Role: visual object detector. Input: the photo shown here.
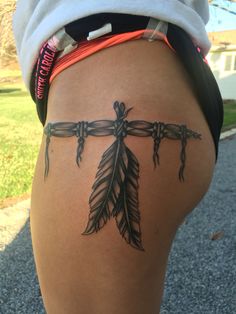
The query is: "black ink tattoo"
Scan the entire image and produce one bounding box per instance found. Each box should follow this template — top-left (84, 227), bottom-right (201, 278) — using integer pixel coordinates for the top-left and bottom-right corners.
top-left (43, 101), bottom-right (201, 251)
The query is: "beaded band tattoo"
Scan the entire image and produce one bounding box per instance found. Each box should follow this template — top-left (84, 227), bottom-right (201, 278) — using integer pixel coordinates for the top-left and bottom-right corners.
top-left (43, 101), bottom-right (201, 251)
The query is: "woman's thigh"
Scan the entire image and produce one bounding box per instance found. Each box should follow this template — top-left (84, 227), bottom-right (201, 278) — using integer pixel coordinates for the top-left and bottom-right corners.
top-left (30, 39), bottom-right (215, 314)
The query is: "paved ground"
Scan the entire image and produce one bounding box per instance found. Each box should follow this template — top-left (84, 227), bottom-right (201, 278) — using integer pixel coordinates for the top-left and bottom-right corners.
top-left (161, 134), bottom-right (236, 314)
top-left (0, 135), bottom-right (235, 314)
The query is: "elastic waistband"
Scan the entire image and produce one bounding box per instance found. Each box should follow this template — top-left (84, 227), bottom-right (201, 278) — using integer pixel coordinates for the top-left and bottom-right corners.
top-left (50, 28), bottom-right (174, 83)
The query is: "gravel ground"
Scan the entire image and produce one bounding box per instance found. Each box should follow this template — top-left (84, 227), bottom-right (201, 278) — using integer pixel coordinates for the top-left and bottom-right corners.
top-left (161, 135), bottom-right (236, 314)
top-left (0, 201), bottom-right (44, 314)
top-left (0, 135), bottom-right (235, 314)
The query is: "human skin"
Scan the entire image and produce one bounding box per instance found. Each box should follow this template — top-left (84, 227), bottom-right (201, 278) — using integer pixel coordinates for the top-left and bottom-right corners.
top-left (30, 39), bottom-right (215, 314)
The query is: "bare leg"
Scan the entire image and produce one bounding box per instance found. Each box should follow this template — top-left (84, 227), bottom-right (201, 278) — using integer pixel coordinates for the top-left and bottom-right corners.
top-left (30, 40), bottom-right (215, 314)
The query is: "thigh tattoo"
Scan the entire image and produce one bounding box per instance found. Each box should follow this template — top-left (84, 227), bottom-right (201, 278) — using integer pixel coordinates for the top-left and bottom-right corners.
top-left (43, 101), bottom-right (201, 251)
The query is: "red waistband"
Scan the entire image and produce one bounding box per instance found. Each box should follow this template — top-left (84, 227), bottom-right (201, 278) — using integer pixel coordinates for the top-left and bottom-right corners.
top-left (50, 29), bottom-right (175, 83)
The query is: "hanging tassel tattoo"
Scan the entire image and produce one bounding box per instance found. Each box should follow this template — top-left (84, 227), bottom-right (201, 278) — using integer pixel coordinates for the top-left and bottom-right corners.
top-left (43, 101), bottom-right (201, 251)
top-left (76, 121), bottom-right (88, 166)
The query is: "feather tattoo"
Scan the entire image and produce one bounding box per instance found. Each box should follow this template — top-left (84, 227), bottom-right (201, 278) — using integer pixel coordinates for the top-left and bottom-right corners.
top-left (43, 101), bottom-right (202, 251)
top-left (112, 146), bottom-right (143, 250)
top-left (82, 139), bottom-right (128, 234)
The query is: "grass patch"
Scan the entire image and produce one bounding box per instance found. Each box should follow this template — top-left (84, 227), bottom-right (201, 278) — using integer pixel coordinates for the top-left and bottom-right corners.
top-left (222, 100), bottom-right (236, 131)
top-left (0, 70), bottom-right (21, 78)
top-left (0, 86), bottom-right (42, 205)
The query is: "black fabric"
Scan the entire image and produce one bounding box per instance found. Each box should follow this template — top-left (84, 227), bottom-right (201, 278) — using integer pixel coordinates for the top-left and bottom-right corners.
top-left (30, 42), bottom-right (60, 124)
top-left (29, 13), bottom-right (223, 161)
top-left (167, 23), bottom-right (224, 160)
top-left (65, 13), bottom-right (150, 42)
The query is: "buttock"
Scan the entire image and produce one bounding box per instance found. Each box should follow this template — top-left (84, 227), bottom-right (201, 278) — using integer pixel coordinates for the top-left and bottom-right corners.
top-left (32, 40), bottom-right (216, 254)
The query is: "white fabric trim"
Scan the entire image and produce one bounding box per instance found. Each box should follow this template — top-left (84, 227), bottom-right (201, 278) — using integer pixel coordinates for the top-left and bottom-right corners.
top-left (87, 23), bottom-right (112, 40)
